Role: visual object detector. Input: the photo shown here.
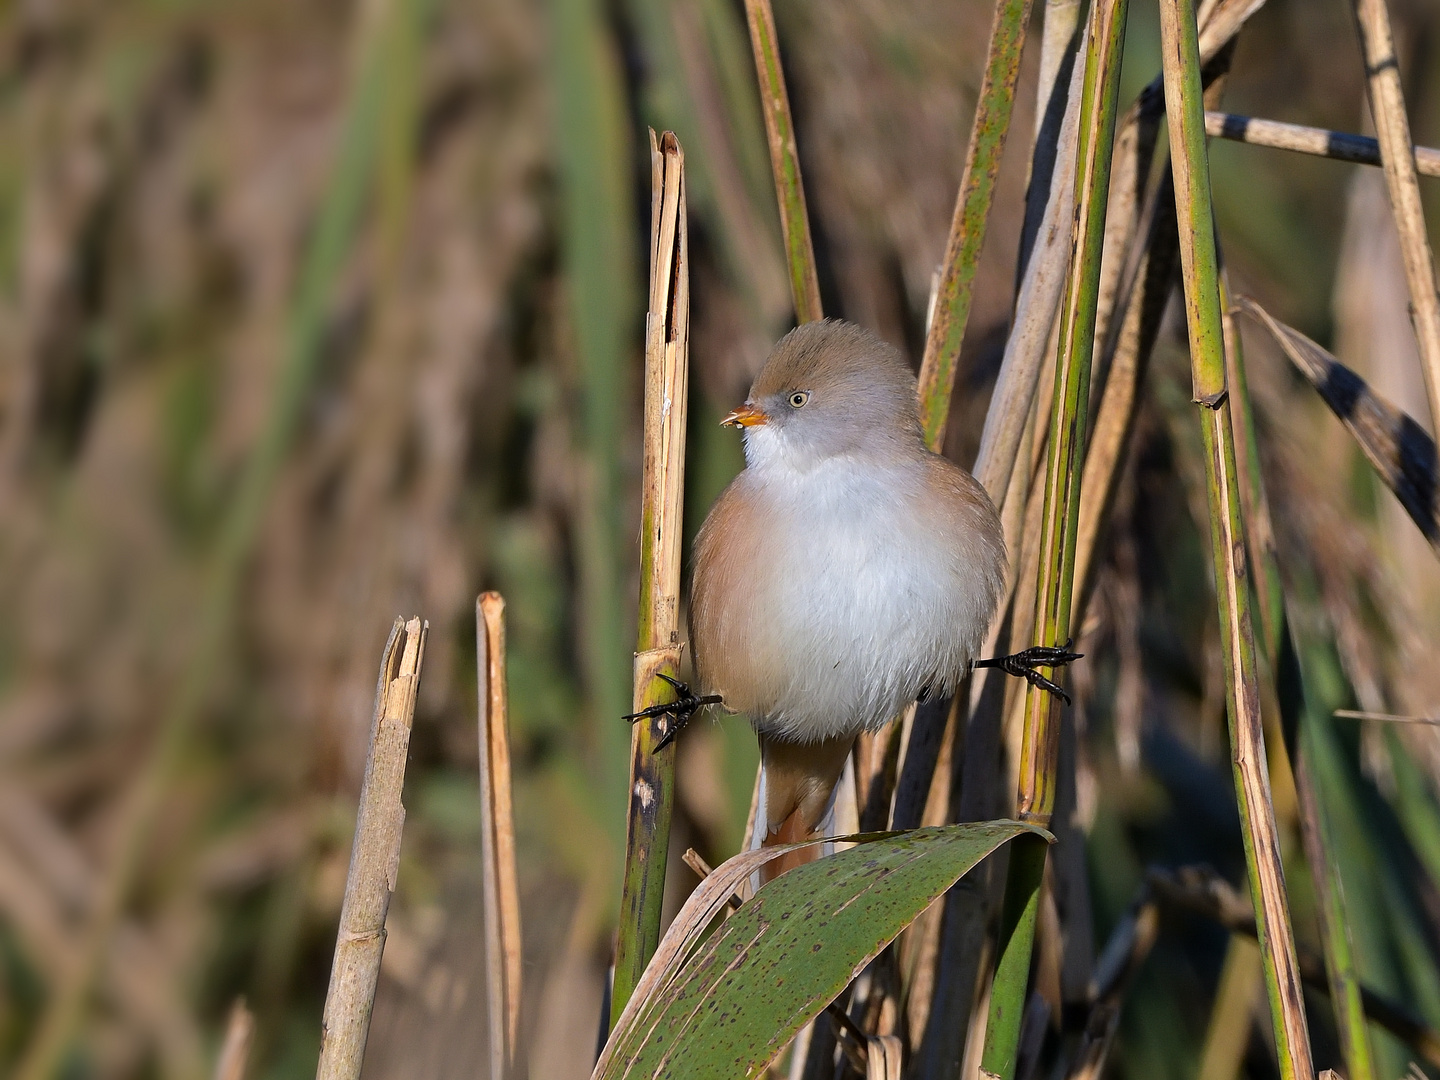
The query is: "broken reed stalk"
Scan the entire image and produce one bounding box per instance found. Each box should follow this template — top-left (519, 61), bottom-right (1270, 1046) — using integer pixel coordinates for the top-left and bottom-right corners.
top-left (477, 593), bottom-right (522, 1080)
top-left (1158, 2), bottom-right (1314, 1077)
top-left (611, 131), bottom-right (692, 1025)
top-left (1223, 281), bottom-right (1375, 1080)
top-left (980, 2), bottom-right (1128, 1077)
top-left (742, 0), bottom-right (821, 324)
top-left (1351, 0), bottom-right (1440, 434)
top-left (1204, 110), bottom-right (1440, 177)
top-left (212, 1000), bottom-right (255, 1080)
top-left (915, 0), bottom-right (1035, 450)
top-left (315, 616), bottom-right (428, 1080)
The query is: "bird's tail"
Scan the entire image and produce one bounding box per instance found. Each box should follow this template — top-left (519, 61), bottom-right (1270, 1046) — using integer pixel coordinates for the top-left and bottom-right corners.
top-left (750, 734), bottom-right (856, 887)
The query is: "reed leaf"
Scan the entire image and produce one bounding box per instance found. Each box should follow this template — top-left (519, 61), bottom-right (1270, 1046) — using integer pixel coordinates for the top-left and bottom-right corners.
top-left (1159, 0), bottom-right (1313, 1074)
top-left (1236, 297), bottom-right (1439, 554)
top-left (611, 132), bottom-right (693, 1024)
top-left (980, 2), bottom-right (1128, 1076)
top-left (595, 823), bottom-right (1043, 1080)
top-left (551, 0), bottom-right (640, 827)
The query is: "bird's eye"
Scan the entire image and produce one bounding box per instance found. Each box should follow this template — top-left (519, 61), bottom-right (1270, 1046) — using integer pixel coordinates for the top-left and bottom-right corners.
top-left (788, 391), bottom-right (810, 409)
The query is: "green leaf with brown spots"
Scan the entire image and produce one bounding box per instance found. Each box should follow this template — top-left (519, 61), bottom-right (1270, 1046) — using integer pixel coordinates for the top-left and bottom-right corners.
top-left (594, 820), bottom-right (1044, 1079)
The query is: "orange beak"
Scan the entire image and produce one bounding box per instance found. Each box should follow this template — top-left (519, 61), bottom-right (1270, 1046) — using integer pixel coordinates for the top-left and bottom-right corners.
top-left (721, 402), bottom-right (768, 428)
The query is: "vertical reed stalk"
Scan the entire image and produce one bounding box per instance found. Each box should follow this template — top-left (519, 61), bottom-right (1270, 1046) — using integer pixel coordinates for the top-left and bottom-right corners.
top-left (915, 0), bottom-right (1035, 450)
top-left (1158, 2), bottom-right (1313, 1076)
top-left (315, 617), bottom-right (428, 1080)
top-left (477, 594), bottom-right (522, 1080)
top-left (980, 2), bottom-right (1128, 1076)
top-left (1351, 0), bottom-right (1440, 434)
top-left (742, 0), bottom-right (822, 323)
top-left (1222, 277), bottom-right (1374, 1080)
top-left (611, 131), bottom-right (692, 1024)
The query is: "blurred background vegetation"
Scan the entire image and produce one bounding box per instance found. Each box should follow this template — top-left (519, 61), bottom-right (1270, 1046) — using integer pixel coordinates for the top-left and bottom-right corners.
top-left (3, 0), bottom-right (1440, 1078)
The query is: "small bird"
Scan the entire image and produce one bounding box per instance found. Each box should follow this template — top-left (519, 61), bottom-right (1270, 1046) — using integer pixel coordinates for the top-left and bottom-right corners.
top-left (626, 320), bottom-right (1077, 869)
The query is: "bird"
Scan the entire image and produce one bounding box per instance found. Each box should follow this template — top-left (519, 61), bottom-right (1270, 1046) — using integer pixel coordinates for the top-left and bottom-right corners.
top-left (625, 319), bottom-right (1078, 874)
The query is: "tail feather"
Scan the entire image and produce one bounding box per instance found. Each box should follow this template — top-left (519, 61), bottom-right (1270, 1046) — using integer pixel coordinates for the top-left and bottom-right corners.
top-left (752, 734), bottom-right (855, 886)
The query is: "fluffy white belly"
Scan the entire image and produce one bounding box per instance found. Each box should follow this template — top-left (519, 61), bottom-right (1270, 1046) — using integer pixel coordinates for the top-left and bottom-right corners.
top-left (729, 457), bottom-right (996, 742)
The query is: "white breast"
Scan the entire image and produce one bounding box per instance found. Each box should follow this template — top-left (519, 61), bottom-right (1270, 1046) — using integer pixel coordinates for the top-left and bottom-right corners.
top-left (720, 444), bottom-right (1003, 743)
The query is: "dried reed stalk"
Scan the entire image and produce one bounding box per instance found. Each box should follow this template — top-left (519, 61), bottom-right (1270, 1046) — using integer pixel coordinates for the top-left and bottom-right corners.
top-left (742, 0), bottom-right (821, 323)
top-left (1205, 110), bottom-right (1440, 176)
top-left (981, 2), bottom-right (1129, 1076)
top-left (315, 616), bottom-right (429, 1080)
top-left (1159, 0), bottom-right (1313, 1074)
top-left (213, 1000), bottom-right (255, 1080)
top-left (915, 0), bottom-right (1035, 450)
top-left (1352, 0), bottom-right (1440, 434)
top-left (972, 32), bottom-right (1087, 501)
top-left (477, 593), bottom-right (522, 1080)
top-left (611, 130), bottom-right (692, 1023)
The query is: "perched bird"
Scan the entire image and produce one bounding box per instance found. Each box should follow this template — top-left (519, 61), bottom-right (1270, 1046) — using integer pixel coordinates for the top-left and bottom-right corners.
top-left (626, 320), bottom-right (1076, 870)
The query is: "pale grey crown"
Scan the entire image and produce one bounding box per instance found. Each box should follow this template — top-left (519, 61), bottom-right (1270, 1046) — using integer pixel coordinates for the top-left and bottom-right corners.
top-left (746, 319), bottom-right (923, 464)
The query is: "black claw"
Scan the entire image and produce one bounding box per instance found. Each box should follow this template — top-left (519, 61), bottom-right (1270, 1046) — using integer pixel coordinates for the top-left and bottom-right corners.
top-left (621, 674), bottom-right (723, 752)
top-left (974, 638), bottom-right (1083, 705)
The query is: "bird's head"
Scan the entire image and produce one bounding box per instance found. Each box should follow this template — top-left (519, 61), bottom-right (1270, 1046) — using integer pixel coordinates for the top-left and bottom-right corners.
top-left (723, 319), bottom-right (922, 471)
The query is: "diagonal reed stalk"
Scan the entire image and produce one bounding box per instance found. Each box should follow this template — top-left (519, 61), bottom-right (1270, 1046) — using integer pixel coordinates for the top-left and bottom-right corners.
top-left (611, 131), bottom-right (693, 1025)
top-left (477, 593), bottom-right (522, 1080)
top-left (1159, 1), bottom-right (1313, 1076)
top-left (1204, 110), bottom-right (1440, 176)
top-left (1351, 0), bottom-right (1440, 435)
top-left (315, 616), bottom-right (429, 1080)
top-left (915, 0), bottom-right (1035, 451)
top-left (979, 2), bottom-right (1129, 1077)
top-left (742, 0), bottom-right (821, 324)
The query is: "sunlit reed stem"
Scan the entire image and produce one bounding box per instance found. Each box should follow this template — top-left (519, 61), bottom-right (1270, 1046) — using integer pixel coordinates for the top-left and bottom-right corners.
top-left (980, 1), bottom-right (1128, 1076)
top-left (612, 131), bottom-right (693, 1024)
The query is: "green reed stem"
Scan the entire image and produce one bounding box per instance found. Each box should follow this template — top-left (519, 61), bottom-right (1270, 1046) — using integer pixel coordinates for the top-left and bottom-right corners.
top-left (742, 0), bottom-right (822, 323)
top-left (1221, 284), bottom-right (1373, 1080)
top-left (1158, 1), bottom-right (1314, 1076)
top-left (980, 1), bottom-right (1128, 1076)
top-left (916, 0), bottom-right (1034, 451)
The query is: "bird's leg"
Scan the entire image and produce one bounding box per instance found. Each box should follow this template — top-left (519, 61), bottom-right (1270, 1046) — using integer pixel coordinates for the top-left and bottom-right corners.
top-left (622, 672), bottom-right (723, 751)
top-left (973, 639), bottom-right (1084, 705)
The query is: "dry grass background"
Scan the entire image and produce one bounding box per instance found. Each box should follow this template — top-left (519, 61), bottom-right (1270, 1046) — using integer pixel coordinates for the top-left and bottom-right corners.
top-left (2, 1), bottom-right (1440, 1078)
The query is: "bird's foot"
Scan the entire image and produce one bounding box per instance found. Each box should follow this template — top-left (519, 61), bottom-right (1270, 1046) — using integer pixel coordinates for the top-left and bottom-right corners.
top-left (622, 672), bottom-right (723, 751)
top-left (974, 639), bottom-right (1084, 705)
